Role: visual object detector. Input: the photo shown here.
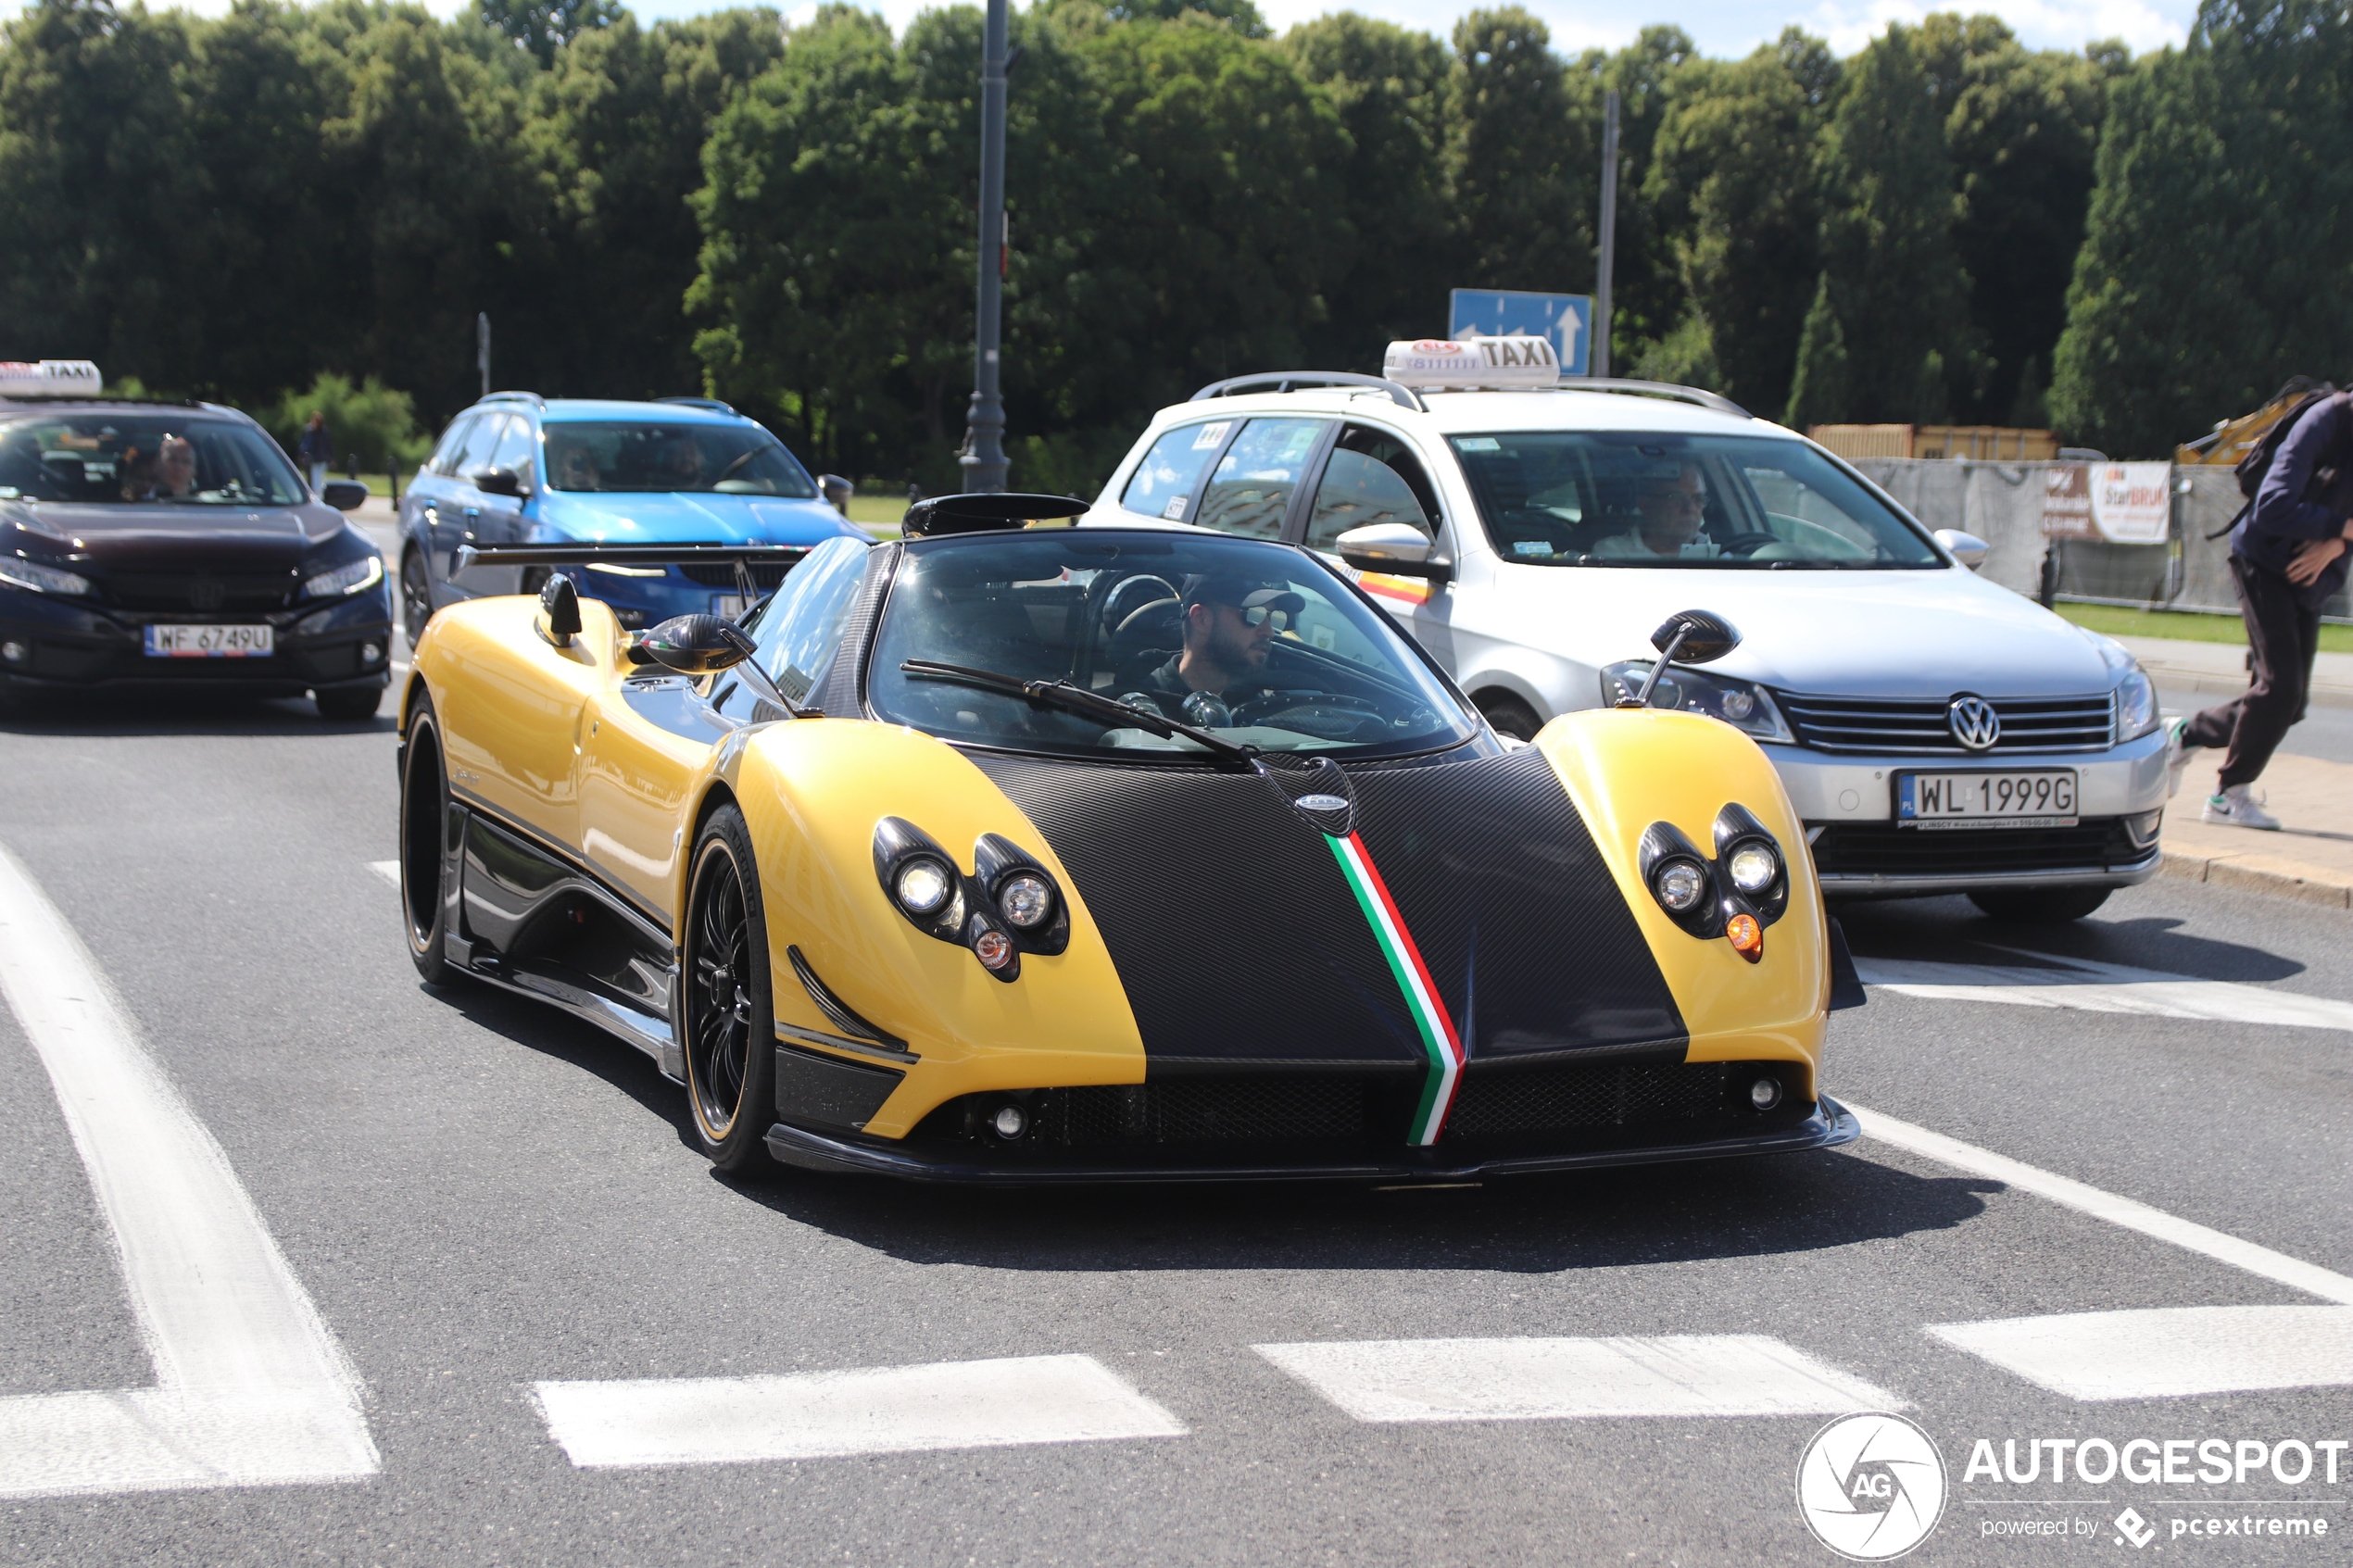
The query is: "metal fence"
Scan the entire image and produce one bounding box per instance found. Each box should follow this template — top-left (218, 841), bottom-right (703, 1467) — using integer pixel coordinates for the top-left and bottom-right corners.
top-left (1852, 458), bottom-right (2352, 622)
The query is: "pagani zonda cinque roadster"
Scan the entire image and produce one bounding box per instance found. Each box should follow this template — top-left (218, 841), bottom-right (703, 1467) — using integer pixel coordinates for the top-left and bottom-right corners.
top-left (396, 493), bottom-right (1863, 1182)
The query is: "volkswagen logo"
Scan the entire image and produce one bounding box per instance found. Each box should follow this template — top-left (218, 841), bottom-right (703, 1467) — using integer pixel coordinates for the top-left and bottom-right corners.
top-left (1946, 695), bottom-right (2000, 752)
top-left (188, 579), bottom-right (225, 611)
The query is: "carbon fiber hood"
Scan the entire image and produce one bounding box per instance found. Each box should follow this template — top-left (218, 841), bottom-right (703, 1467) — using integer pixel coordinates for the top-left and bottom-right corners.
top-left (971, 745), bottom-right (1687, 1069)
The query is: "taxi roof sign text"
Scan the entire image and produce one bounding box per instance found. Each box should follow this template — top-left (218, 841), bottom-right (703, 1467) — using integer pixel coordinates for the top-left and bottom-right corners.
top-left (0, 360), bottom-right (104, 398)
top-left (1383, 337), bottom-right (1559, 391)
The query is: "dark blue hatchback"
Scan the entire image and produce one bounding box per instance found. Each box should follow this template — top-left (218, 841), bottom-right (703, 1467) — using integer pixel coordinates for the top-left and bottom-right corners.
top-left (396, 395), bottom-right (865, 638)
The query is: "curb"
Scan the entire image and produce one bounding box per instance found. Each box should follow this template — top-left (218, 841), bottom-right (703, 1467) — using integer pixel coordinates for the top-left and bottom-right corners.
top-left (2161, 847), bottom-right (2353, 910)
top-left (2136, 662), bottom-right (2353, 710)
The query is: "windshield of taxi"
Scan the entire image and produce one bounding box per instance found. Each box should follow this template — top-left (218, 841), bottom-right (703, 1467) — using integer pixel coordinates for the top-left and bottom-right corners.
top-left (866, 532), bottom-right (1476, 760)
top-left (542, 420), bottom-right (818, 497)
top-left (0, 415), bottom-right (305, 506)
top-left (1449, 431), bottom-right (1943, 568)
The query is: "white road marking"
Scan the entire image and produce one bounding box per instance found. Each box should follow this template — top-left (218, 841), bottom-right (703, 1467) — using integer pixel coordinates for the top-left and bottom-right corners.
top-left (1848, 1102), bottom-right (2353, 1306)
top-left (1929, 1306), bottom-right (2353, 1400)
top-left (1252, 1336), bottom-right (1901, 1424)
top-left (533, 1354), bottom-right (1187, 1469)
top-left (368, 859), bottom-right (399, 887)
top-left (0, 843), bottom-right (379, 1498)
top-left (1854, 947), bottom-right (2353, 1033)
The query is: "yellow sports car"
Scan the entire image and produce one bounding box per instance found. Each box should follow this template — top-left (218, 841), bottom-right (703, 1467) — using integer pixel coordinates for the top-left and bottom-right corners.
top-left (395, 494), bottom-right (1862, 1181)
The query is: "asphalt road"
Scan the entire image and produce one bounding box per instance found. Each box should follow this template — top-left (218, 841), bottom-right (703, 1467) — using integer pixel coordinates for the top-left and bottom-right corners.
top-left (0, 647), bottom-right (2347, 1564)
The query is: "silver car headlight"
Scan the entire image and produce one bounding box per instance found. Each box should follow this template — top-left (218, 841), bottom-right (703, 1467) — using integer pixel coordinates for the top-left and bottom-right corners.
top-left (1601, 660), bottom-right (1793, 743)
top-left (2114, 666), bottom-right (2158, 743)
top-left (304, 555), bottom-right (384, 599)
top-left (0, 554), bottom-right (92, 597)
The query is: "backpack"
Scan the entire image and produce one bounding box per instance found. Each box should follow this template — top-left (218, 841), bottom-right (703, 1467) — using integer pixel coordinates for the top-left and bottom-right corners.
top-left (2208, 378), bottom-right (2338, 538)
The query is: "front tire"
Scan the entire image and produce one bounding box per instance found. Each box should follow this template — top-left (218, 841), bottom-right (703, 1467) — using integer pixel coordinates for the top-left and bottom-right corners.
top-left (400, 548), bottom-right (435, 647)
top-left (400, 694), bottom-right (454, 984)
top-left (316, 684), bottom-right (384, 721)
top-left (681, 805), bottom-right (777, 1173)
top-left (1476, 692), bottom-right (1542, 743)
top-left (1968, 885), bottom-right (2113, 923)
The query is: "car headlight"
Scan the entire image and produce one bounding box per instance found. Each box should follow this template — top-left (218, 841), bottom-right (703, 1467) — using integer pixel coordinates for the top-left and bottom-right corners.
top-left (996, 872), bottom-right (1053, 929)
top-left (1652, 857), bottom-right (1708, 912)
top-left (304, 555), bottom-right (384, 599)
top-left (2114, 666), bottom-right (2158, 743)
top-left (893, 858), bottom-right (953, 916)
top-left (1601, 661), bottom-right (1792, 743)
top-left (1726, 840), bottom-right (1780, 895)
top-left (0, 554), bottom-right (92, 597)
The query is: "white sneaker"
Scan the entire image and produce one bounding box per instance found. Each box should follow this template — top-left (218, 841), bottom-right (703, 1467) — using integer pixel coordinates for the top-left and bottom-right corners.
top-left (2163, 716), bottom-right (2196, 798)
top-left (2202, 784), bottom-right (2282, 830)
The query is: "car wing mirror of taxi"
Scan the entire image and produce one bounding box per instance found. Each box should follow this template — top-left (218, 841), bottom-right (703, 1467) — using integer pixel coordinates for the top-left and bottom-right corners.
top-left (1933, 528), bottom-right (1990, 569)
top-left (321, 481), bottom-right (369, 512)
top-left (472, 465), bottom-right (529, 499)
top-left (536, 571), bottom-right (583, 648)
top-left (638, 613), bottom-right (810, 718)
top-left (1617, 608), bottom-right (1742, 709)
top-left (1336, 521), bottom-right (1453, 582)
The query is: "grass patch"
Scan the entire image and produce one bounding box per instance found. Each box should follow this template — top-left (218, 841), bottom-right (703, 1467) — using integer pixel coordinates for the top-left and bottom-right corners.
top-left (845, 494), bottom-right (906, 531)
top-left (2055, 599), bottom-right (2353, 654)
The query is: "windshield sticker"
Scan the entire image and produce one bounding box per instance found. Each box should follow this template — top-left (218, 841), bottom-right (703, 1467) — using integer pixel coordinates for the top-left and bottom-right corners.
top-left (1455, 437), bottom-right (1501, 451)
top-left (1161, 495), bottom-right (1189, 520)
top-left (1190, 422), bottom-right (1229, 449)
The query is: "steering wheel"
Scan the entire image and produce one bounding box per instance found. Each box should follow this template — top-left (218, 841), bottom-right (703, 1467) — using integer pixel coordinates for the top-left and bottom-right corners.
top-left (1715, 531), bottom-right (1782, 558)
top-left (1101, 575), bottom-right (1177, 634)
top-left (1229, 690), bottom-right (1394, 741)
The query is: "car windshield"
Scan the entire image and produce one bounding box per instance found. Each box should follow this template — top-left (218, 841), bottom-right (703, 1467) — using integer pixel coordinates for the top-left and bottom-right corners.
top-left (1449, 431), bottom-right (1943, 568)
top-left (0, 415), bottom-right (305, 506)
top-left (867, 530), bottom-right (1477, 761)
top-left (543, 420), bottom-right (817, 497)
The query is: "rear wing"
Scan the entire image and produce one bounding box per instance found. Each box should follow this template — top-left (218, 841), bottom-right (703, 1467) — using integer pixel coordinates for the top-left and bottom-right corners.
top-left (456, 541), bottom-right (813, 599)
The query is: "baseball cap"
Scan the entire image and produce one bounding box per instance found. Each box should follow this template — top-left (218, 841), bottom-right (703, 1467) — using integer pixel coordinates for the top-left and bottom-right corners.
top-left (1179, 572), bottom-right (1305, 615)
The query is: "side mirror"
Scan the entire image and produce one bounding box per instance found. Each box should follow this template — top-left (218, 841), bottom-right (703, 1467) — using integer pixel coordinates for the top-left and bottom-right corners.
top-left (538, 571), bottom-right (582, 647)
top-left (1934, 528), bottom-right (1990, 570)
top-left (1336, 521), bottom-right (1453, 582)
top-left (472, 465), bottom-right (529, 499)
top-left (321, 481), bottom-right (369, 512)
top-left (1618, 608), bottom-right (1742, 709)
top-left (639, 613), bottom-right (757, 676)
top-left (819, 474), bottom-right (854, 517)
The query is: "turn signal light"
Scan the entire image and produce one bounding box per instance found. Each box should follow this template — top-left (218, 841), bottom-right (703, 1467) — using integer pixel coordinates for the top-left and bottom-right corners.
top-left (1726, 911), bottom-right (1763, 962)
top-left (973, 928), bottom-right (1014, 971)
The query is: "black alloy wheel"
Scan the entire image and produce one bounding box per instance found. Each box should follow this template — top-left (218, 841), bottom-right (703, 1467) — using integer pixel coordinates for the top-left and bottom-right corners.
top-left (681, 805), bottom-right (777, 1173)
top-left (400, 694), bottom-right (453, 984)
top-left (400, 548), bottom-right (434, 646)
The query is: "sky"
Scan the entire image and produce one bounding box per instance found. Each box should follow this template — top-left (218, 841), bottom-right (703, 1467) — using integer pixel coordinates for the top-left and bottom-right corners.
top-left (166, 0), bottom-right (2198, 56)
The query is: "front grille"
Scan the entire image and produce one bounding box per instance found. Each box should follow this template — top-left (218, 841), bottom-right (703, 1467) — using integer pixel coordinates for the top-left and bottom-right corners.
top-left (105, 572), bottom-right (298, 612)
top-left (1444, 1060), bottom-right (1740, 1139)
top-left (1042, 1077), bottom-right (1378, 1147)
top-left (1780, 691), bottom-right (2113, 755)
top-left (678, 561), bottom-right (795, 589)
top-left (1811, 818), bottom-right (2144, 877)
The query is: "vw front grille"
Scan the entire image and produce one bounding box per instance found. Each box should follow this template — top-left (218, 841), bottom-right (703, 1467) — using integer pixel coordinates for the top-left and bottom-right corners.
top-left (1779, 691), bottom-right (2114, 755)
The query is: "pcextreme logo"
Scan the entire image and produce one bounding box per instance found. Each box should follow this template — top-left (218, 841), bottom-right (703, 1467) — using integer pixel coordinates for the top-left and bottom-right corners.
top-left (1797, 1412), bottom-right (1950, 1561)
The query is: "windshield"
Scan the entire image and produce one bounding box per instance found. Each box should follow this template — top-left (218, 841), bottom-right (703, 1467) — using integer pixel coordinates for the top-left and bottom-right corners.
top-left (867, 531), bottom-right (1476, 761)
top-left (0, 415), bottom-right (305, 506)
top-left (543, 420), bottom-right (817, 497)
top-left (1449, 432), bottom-right (1942, 569)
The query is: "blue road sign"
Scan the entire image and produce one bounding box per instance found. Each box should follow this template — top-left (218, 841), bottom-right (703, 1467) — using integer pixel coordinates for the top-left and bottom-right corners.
top-left (1448, 290), bottom-right (1592, 376)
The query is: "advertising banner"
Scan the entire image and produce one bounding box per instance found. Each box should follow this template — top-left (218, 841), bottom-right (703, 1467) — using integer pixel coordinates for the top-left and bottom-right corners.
top-left (2041, 464), bottom-right (2094, 538)
top-left (2090, 462), bottom-right (2172, 545)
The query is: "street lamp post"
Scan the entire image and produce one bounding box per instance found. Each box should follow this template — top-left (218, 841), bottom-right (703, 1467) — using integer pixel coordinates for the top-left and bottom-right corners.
top-left (958, 0), bottom-right (1011, 494)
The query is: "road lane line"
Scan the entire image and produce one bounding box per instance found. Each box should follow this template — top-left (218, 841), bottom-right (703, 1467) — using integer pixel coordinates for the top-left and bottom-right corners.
top-left (1252, 1336), bottom-right (1901, 1424)
top-left (1846, 1102), bottom-right (2353, 1305)
top-left (533, 1354), bottom-right (1187, 1469)
top-left (0, 843), bottom-right (379, 1497)
top-left (367, 859), bottom-right (399, 887)
top-left (1928, 1306), bottom-right (2353, 1400)
top-left (1854, 951), bottom-right (2353, 1032)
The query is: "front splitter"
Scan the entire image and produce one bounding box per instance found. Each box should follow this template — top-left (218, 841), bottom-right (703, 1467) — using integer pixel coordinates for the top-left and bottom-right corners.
top-left (763, 1096), bottom-right (1859, 1185)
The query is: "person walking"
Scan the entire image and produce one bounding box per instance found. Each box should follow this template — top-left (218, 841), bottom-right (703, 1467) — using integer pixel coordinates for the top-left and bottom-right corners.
top-left (2171, 390), bottom-right (2353, 827)
top-left (297, 411), bottom-right (333, 495)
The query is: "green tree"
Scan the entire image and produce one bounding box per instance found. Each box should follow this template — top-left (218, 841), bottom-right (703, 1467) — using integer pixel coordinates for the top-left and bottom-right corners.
top-left (1284, 12), bottom-right (1455, 361)
top-left (1584, 25), bottom-right (1696, 368)
top-left (1784, 272), bottom-right (1851, 427)
top-left (1800, 22), bottom-right (1980, 422)
top-left (1448, 8), bottom-right (1589, 295)
top-left (477, 0), bottom-right (623, 68)
top-left (2053, 0), bottom-right (2353, 455)
top-left (262, 370), bottom-right (429, 476)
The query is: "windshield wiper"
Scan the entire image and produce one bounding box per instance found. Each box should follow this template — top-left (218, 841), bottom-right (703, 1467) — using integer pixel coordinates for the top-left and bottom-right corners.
top-left (899, 659), bottom-right (1259, 767)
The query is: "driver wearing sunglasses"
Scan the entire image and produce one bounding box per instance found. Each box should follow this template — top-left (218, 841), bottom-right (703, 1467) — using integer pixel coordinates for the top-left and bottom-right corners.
top-left (1126, 572), bottom-right (1305, 726)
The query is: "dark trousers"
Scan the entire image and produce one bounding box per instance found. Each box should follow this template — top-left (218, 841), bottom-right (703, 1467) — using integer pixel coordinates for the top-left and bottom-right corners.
top-left (2184, 555), bottom-right (2321, 787)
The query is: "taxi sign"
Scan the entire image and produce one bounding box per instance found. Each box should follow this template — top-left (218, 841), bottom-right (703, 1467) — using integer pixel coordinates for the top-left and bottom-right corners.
top-left (1383, 337), bottom-right (1558, 390)
top-left (0, 360), bottom-right (103, 398)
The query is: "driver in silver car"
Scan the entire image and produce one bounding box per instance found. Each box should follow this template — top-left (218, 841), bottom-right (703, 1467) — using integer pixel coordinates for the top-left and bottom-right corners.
top-left (1128, 572), bottom-right (1304, 726)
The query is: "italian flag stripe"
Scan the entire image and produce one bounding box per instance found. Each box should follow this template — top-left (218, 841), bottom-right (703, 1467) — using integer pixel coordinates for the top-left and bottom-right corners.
top-left (1325, 831), bottom-right (1466, 1146)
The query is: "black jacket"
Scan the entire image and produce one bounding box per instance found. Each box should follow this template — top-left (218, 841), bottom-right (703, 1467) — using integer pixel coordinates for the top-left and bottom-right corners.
top-left (2235, 392), bottom-right (2353, 607)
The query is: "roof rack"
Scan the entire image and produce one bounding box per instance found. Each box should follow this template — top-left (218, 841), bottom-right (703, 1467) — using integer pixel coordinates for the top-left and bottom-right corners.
top-left (1538, 378), bottom-right (1751, 420)
top-left (658, 396), bottom-right (737, 414)
top-left (480, 390), bottom-right (545, 408)
top-left (1189, 371), bottom-right (1426, 413)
